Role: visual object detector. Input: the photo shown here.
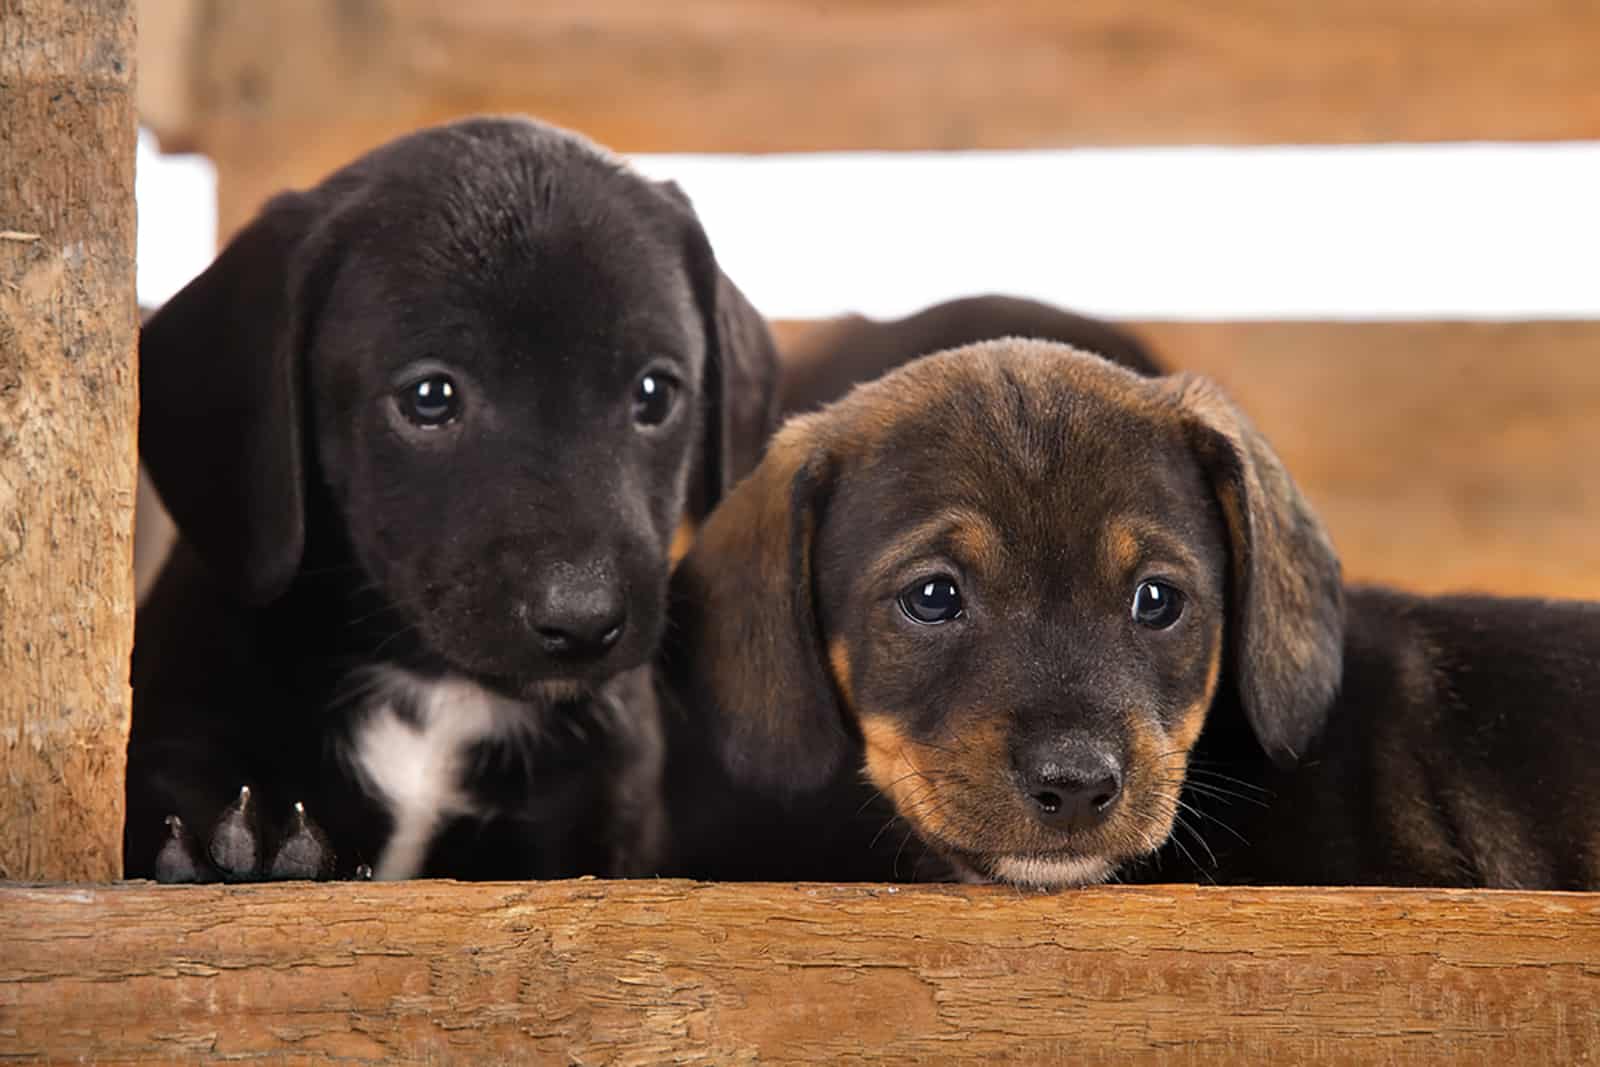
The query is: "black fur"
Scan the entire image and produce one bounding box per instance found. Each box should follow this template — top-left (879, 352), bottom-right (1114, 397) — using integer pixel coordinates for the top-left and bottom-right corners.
top-left (127, 117), bottom-right (778, 881)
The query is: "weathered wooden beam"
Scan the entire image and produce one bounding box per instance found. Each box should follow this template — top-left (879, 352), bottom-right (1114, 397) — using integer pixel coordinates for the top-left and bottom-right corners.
top-left (1, 880), bottom-right (1596, 1063)
top-left (0, 1), bottom-right (138, 880)
top-left (137, 0), bottom-right (1600, 238)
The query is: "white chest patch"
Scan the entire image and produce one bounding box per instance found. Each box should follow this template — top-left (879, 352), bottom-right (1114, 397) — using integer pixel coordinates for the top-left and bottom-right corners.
top-left (347, 669), bottom-right (536, 881)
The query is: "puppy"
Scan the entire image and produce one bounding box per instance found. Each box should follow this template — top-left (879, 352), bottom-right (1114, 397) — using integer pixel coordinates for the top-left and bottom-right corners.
top-left (128, 117), bottom-right (778, 882)
top-left (671, 339), bottom-right (1600, 889)
top-left (778, 295), bottom-right (1161, 416)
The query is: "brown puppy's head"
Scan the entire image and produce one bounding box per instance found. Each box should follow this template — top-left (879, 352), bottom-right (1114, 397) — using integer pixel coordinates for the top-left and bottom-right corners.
top-left (140, 116), bottom-right (777, 700)
top-left (674, 340), bottom-right (1342, 887)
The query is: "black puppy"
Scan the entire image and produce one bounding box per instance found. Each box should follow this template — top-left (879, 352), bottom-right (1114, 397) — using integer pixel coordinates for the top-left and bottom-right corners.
top-left (672, 339), bottom-right (1600, 889)
top-left (129, 117), bottom-right (778, 882)
top-left (777, 294), bottom-right (1161, 416)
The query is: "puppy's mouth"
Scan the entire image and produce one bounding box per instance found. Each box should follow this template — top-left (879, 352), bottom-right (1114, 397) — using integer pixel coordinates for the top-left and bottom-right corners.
top-left (935, 842), bottom-right (1118, 890)
top-left (490, 674), bottom-right (592, 704)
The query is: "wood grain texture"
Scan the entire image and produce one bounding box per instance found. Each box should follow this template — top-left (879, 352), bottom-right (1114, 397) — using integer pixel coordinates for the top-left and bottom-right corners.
top-left (776, 318), bottom-right (1600, 601)
top-left (0, 1), bottom-right (138, 879)
top-left (136, 0), bottom-right (1600, 237)
top-left (1, 879), bottom-right (1597, 1063)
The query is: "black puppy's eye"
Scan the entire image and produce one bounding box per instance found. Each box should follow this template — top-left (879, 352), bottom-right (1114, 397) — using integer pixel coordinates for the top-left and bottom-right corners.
top-left (1132, 579), bottom-right (1185, 629)
top-left (633, 371), bottom-right (680, 427)
top-left (398, 375), bottom-right (460, 428)
top-left (899, 576), bottom-right (964, 625)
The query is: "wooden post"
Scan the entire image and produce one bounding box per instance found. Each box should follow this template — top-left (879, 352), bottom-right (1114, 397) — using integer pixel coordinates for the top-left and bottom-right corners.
top-left (0, 0), bottom-right (138, 881)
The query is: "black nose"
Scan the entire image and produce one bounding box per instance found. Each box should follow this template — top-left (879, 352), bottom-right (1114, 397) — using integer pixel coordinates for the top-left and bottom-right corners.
top-left (1011, 736), bottom-right (1123, 833)
top-left (525, 563), bottom-right (627, 660)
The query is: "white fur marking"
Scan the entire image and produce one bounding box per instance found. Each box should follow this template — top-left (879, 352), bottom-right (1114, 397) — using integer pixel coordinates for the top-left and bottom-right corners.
top-left (991, 855), bottom-right (1113, 889)
top-left (350, 671), bottom-right (535, 881)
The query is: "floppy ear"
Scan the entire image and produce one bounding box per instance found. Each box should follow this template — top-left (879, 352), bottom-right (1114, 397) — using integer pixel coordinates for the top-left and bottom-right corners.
top-left (139, 191), bottom-right (329, 605)
top-left (1168, 374), bottom-right (1345, 766)
top-left (667, 421), bottom-right (854, 792)
top-left (657, 180), bottom-right (781, 517)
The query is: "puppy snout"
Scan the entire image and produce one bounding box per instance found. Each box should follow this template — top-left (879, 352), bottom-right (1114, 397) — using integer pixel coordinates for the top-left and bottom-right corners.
top-left (1011, 736), bottom-right (1124, 833)
top-left (524, 561), bottom-right (627, 660)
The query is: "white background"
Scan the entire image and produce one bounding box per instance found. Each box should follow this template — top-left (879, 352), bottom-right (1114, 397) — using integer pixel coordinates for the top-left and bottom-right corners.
top-left (137, 130), bottom-right (1600, 321)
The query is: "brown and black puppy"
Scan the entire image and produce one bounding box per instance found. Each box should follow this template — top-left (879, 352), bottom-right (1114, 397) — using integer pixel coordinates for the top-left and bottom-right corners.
top-left (777, 294), bottom-right (1161, 417)
top-left (670, 339), bottom-right (1600, 889)
top-left (130, 117), bottom-right (779, 883)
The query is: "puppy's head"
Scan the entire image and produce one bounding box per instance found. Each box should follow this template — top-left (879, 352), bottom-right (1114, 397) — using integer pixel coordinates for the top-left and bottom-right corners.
top-left (140, 116), bottom-right (777, 697)
top-left (674, 340), bottom-right (1342, 887)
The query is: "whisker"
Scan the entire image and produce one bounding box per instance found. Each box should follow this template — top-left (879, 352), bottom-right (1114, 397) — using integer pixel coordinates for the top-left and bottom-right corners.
top-left (1176, 796), bottom-right (1249, 846)
top-left (1183, 781), bottom-right (1270, 810)
top-left (1185, 765), bottom-right (1272, 795)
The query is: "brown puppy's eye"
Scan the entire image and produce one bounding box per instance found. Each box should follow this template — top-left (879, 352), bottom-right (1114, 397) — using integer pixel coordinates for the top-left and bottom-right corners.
top-left (398, 374), bottom-right (459, 428)
top-left (1132, 579), bottom-right (1185, 629)
top-left (899, 576), bottom-right (963, 625)
top-left (633, 371), bottom-right (680, 427)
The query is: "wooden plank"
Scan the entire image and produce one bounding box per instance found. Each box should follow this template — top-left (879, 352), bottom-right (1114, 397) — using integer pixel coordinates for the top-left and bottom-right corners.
top-left (777, 318), bottom-right (1600, 602)
top-left (138, 0), bottom-right (1600, 238)
top-left (0, 1), bottom-right (138, 879)
top-left (1, 880), bottom-right (1597, 1063)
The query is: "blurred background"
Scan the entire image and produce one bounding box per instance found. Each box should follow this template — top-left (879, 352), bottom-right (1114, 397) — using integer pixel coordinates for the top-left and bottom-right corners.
top-left (134, 1), bottom-right (1600, 601)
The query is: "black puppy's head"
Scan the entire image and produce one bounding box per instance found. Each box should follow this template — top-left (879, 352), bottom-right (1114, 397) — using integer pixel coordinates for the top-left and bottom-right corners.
top-left (674, 340), bottom-right (1343, 887)
top-left (141, 116), bottom-right (777, 697)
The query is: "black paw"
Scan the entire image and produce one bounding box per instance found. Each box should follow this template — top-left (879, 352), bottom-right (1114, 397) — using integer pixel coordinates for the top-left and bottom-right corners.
top-left (154, 787), bottom-right (342, 884)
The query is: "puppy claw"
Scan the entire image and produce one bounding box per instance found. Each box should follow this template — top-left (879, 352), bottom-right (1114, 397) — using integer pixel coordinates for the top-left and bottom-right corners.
top-left (267, 801), bottom-right (337, 881)
top-left (153, 814), bottom-right (215, 884)
top-left (208, 784), bottom-right (264, 881)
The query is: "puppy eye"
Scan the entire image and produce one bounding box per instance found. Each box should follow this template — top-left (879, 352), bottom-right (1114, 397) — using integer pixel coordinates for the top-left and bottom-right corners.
top-left (1132, 579), bottom-right (1185, 629)
top-left (899, 576), bottom-right (963, 625)
top-left (633, 371), bottom-right (680, 427)
top-left (398, 374), bottom-right (460, 428)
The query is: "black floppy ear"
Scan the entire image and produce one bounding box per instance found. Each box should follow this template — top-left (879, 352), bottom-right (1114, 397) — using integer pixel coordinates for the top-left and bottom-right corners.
top-left (1169, 374), bottom-right (1345, 766)
top-left (658, 180), bottom-right (781, 518)
top-left (139, 191), bottom-right (328, 605)
top-left (667, 420), bottom-right (852, 792)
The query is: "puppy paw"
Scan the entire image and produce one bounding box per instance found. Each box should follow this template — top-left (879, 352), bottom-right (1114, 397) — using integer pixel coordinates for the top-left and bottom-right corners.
top-left (154, 814), bottom-right (217, 884)
top-left (353, 863), bottom-right (374, 881)
top-left (208, 785), bottom-right (266, 881)
top-left (266, 801), bottom-right (337, 881)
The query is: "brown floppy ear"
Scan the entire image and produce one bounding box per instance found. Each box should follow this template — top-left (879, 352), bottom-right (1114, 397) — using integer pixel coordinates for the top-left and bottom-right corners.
top-left (667, 421), bottom-right (853, 792)
top-left (657, 179), bottom-right (782, 518)
top-left (139, 191), bottom-right (330, 605)
top-left (1168, 374), bottom-right (1345, 766)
